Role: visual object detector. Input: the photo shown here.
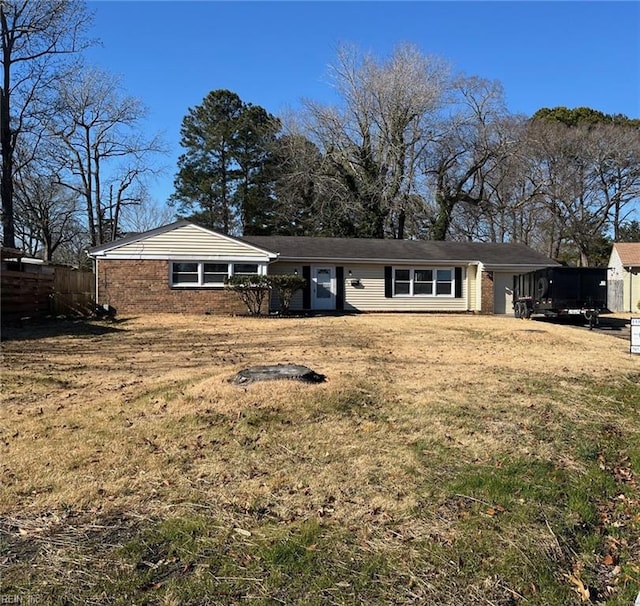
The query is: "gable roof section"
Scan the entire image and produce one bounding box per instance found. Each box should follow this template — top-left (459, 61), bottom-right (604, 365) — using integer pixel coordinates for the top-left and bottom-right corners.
top-left (612, 242), bottom-right (640, 268)
top-left (87, 220), bottom-right (556, 268)
top-left (87, 221), bottom-right (277, 261)
top-left (241, 234), bottom-right (556, 268)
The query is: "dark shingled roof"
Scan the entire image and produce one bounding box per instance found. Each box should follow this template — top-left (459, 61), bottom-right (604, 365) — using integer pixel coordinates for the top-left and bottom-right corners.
top-left (241, 235), bottom-right (556, 267)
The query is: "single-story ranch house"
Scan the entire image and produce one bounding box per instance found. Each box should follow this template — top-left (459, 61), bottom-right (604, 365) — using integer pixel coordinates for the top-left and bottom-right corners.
top-left (87, 221), bottom-right (558, 316)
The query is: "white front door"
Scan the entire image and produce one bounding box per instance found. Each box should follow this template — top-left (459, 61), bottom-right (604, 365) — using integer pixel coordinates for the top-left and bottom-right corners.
top-left (312, 266), bottom-right (336, 310)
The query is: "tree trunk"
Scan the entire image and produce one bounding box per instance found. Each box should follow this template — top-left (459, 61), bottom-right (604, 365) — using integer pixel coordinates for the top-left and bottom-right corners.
top-left (396, 208), bottom-right (406, 240)
top-left (432, 193), bottom-right (456, 241)
top-left (0, 107), bottom-right (15, 248)
top-left (1, 21), bottom-right (15, 249)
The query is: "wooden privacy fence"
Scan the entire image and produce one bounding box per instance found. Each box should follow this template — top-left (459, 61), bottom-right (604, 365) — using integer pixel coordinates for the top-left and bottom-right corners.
top-left (1, 269), bottom-right (55, 319)
top-left (1, 266), bottom-right (95, 322)
top-left (52, 266), bottom-right (95, 316)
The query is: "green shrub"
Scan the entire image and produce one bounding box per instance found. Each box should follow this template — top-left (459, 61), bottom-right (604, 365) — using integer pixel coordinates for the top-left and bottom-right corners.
top-left (225, 274), bottom-right (306, 315)
top-left (269, 274), bottom-right (307, 313)
top-left (224, 274), bottom-right (271, 315)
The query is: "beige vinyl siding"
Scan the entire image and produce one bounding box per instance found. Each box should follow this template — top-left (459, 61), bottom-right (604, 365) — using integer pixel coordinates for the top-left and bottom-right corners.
top-left (105, 224), bottom-right (268, 259)
top-left (467, 264), bottom-right (478, 311)
top-left (345, 264), bottom-right (469, 312)
top-left (623, 271), bottom-right (640, 313)
top-left (267, 261), bottom-right (476, 312)
top-left (268, 262), bottom-right (473, 312)
top-left (267, 262), bottom-right (305, 310)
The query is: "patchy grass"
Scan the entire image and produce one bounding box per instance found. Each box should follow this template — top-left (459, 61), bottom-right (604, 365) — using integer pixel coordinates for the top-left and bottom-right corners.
top-left (1, 314), bottom-right (638, 604)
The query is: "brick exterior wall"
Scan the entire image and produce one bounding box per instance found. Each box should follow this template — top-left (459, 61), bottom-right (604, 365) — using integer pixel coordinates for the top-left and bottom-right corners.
top-left (97, 259), bottom-right (247, 315)
top-left (480, 270), bottom-right (494, 314)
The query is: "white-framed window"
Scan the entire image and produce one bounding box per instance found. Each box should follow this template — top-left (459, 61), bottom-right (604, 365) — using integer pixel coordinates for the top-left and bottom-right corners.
top-left (393, 267), bottom-right (454, 297)
top-left (171, 261), bottom-right (264, 287)
top-left (172, 262), bottom-right (200, 285)
top-left (203, 263), bottom-right (229, 285)
top-left (232, 263), bottom-right (259, 277)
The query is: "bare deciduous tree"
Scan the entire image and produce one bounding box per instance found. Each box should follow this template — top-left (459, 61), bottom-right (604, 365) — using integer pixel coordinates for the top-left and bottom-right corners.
top-left (119, 200), bottom-right (176, 234)
top-left (303, 43), bottom-right (449, 238)
top-left (1, 0), bottom-right (92, 248)
top-left (590, 122), bottom-right (640, 241)
top-left (526, 120), bottom-right (616, 266)
top-left (50, 67), bottom-right (165, 246)
top-left (445, 108), bottom-right (640, 265)
top-left (14, 165), bottom-right (83, 261)
top-left (422, 77), bottom-right (513, 240)
top-left (447, 115), bottom-right (548, 246)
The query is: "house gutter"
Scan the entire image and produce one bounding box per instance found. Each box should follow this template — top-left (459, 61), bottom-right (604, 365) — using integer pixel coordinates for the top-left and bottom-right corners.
top-left (273, 256), bottom-right (556, 269)
top-left (90, 253), bottom-right (277, 262)
top-left (273, 255), bottom-right (479, 265)
top-left (480, 263), bottom-right (559, 272)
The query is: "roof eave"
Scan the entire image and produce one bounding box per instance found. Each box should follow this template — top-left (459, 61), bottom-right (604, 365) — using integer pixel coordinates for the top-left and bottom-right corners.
top-left (273, 255), bottom-right (480, 264)
top-left (87, 221), bottom-right (278, 259)
top-left (481, 261), bottom-right (560, 271)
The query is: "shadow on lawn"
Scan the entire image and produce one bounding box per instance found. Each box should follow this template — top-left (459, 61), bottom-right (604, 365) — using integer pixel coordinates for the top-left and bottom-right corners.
top-left (0, 316), bottom-right (131, 342)
top-left (531, 314), bottom-right (631, 338)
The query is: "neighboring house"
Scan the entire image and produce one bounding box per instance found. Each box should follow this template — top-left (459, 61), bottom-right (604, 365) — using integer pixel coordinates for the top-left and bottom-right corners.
top-left (87, 220), bottom-right (557, 316)
top-left (608, 243), bottom-right (640, 313)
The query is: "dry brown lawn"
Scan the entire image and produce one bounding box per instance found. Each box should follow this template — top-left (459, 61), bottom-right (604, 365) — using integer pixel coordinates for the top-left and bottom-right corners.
top-left (0, 314), bottom-right (632, 516)
top-left (1, 313), bottom-right (638, 604)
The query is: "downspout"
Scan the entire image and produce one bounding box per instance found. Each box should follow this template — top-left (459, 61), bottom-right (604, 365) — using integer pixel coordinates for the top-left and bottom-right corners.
top-left (93, 255), bottom-right (99, 309)
top-left (85, 249), bottom-right (98, 310)
top-left (630, 267), bottom-right (634, 313)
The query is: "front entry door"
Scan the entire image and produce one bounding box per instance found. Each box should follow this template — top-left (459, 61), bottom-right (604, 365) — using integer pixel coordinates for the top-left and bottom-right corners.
top-left (312, 266), bottom-right (336, 310)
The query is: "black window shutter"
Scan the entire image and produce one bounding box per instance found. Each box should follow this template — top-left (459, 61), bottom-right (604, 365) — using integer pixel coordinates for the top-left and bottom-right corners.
top-left (384, 266), bottom-right (393, 298)
top-left (336, 266), bottom-right (344, 310)
top-left (455, 267), bottom-right (463, 298)
top-left (302, 266), bottom-right (311, 309)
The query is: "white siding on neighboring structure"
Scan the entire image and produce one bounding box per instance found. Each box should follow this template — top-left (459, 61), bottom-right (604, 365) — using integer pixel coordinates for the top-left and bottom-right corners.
top-left (608, 245), bottom-right (640, 313)
top-left (102, 224), bottom-right (270, 260)
top-left (609, 247), bottom-right (625, 312)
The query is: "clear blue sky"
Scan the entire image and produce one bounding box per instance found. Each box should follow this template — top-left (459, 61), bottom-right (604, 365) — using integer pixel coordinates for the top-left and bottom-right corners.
top-left (86, 1), bottom-right (640, 207)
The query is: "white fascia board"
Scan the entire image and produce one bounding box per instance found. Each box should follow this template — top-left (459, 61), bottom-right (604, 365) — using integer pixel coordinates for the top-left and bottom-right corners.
top-left (275, 256), bottom-right (477, 265)
top-left (97, 253), bottom-right (275, 262)
top-left (481, 263), bottom-right (557, 272)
